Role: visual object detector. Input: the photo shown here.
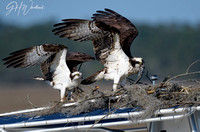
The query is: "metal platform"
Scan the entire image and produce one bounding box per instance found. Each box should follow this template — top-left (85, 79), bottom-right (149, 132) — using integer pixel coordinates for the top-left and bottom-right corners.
top-left (0, 102), bottom-right (200, 132)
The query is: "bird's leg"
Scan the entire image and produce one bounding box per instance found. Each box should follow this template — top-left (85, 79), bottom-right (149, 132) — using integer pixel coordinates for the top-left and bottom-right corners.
top-left (67, 90), bottom-right (74, 102)
top-left (113, 76), bottom-right (120, 92)
top-left (113, 83), bottom-right (119, 92)
top-left (60, 89), bottom-right (66, 102)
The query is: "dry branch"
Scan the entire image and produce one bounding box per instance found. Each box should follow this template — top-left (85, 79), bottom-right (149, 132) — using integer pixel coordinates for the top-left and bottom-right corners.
top-left (166, 59), bottom-right (200, 83)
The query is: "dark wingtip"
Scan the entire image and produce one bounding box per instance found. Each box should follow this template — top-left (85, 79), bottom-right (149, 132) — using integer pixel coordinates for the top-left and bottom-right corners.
top-left (53, 23), bottom-right (61, 27)
top-left (90, 56), bottom-right (95, 61)
top-left (104, 8), bottom-right (111, 11)
top-left (2, 61), bottom-right (10, 68)
top-left (53, 24), bottom-right (57, 27)
top-left (104, 8), bottom-right (119, 15)
top-left (2, 57), bottom-right (8, 61)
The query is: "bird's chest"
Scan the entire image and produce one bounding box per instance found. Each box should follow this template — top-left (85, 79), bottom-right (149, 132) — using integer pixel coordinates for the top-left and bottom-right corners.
top-left (104, 50), bottom-right (130, 77)
top-left (50, 64), bottom-right (72, 87)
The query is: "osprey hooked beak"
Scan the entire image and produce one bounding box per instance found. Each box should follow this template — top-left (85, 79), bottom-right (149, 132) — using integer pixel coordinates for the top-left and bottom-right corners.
top-left (133, 57), bottom-right (145, 84)
top-left (135, 64), bottom-right (145, 84)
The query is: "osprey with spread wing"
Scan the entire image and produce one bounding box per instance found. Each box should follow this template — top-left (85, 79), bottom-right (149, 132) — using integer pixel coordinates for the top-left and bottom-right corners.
top-left (3, 44), bottom-right (94, 102)
top-left (53, 8), bottom-right (145, 91)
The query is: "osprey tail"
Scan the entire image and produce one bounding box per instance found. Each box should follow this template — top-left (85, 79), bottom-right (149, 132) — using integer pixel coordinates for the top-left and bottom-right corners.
top-left (33, 76), bottom-right (45, 81)
top-left (81, 69), bottom-right (105, 85)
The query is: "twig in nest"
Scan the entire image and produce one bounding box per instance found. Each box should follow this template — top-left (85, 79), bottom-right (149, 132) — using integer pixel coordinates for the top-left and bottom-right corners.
top-left (180, 86), bottom-right (190, 94)
top-left (165, 71), bottom-right (200, 83)
top-left (166, 59), bottom-right (200, 83)
top-left (26, 94), bottom-right (38, 108)
top-left (186, 59), bottom-right (200, 73)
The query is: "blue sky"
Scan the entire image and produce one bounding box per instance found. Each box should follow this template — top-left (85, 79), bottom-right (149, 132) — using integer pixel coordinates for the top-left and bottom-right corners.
top-left (1, 0), bottom-right (200, 26)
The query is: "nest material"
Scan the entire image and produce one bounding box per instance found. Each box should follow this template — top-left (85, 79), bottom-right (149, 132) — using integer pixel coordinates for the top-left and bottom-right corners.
top-left (25, 79), bottom-right (200, 119)
top-left (149, 82), bottom-right (200, 108)
top-left (20, 60), bottom-right (200, 119)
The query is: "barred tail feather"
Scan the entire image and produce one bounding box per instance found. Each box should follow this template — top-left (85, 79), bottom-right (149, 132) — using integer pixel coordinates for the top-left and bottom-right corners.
top-left (81, 69), bottom-right (105, 85)
top-left (33, 76), bottom-right (45, 81)
top-left (33, 76), bottom-right (54, 86)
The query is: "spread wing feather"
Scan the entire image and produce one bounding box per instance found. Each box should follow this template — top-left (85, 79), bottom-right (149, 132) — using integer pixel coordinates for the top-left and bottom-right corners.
top-left (92, 8), bottom-right (138, 58)
top-left (3, 44), bottom-right (94, 81)
top-left (53, 19), bottom-right (106, 42)
top-left (40, 54), bottom-right (56, 81)
top-left (53, 19), bottom-right (112, 63)
top-left (53, 8), bottom-right (138, 62)
top-left (66, 52), bottom-right (95, 72)
top-left (3, 44), bottom-right (67, 68)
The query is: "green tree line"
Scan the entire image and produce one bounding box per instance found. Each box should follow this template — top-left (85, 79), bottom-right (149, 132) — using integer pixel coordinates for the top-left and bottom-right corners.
top-left (0, 20), bottom-right (200, 84)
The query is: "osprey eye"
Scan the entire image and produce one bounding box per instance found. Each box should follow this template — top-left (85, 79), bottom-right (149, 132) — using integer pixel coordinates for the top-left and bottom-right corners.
top-left (77, 74), bottom-right (80, 76)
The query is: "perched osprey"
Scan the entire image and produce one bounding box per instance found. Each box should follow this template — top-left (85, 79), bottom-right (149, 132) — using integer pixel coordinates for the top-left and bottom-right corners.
top-left (53, 9), bottom-right (145, 91)
top-left (3, 44), bottom-right (94, 102)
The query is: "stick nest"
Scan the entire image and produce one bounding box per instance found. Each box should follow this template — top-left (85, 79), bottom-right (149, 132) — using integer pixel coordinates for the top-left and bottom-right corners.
top-left (25, 80), bottom-right (200, 119)
top-left (25, 59), bottom-right (200, 119)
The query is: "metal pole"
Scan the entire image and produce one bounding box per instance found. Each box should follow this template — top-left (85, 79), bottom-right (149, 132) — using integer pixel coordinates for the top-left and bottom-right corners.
top-left (150, 75), bottom-right (158, 85)
top-left (188, 113), bottom-right (198, 132)
top-left (149, 121), bottom-right (156, 132)
top-left (0, 112), bottom-right (192, 129)
top-left (149, 75), bottom-right (158, 132)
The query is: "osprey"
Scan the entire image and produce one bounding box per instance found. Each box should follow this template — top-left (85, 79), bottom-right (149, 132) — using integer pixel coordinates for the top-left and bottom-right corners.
top-left (53, 9), bottom-right (145, 91)
top-left (3, 44), bottom-right (94, 102)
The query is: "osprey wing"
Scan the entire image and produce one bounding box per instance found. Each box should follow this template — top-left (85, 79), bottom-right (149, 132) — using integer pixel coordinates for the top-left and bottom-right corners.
top-left (40, 46), bottom-right (69, 81)
top-left (3, 44), bottom-right (67, 68)
top-left (53, 9), bottom-right (138, 63)
top-left (93, 8), bottom-right (138, 58)
top-left (66, 52), bottom-right (95, 72)
top-left (53, 19), bottom-right (107, 42)
top-left (53, 19), bottom-right (113, 64)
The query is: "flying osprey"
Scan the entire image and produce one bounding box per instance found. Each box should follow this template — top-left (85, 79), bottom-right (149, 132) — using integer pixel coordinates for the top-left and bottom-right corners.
top-left (3, 44), bottom-right (94, 102)
top-left (53, 8), bottom-right (145, 91)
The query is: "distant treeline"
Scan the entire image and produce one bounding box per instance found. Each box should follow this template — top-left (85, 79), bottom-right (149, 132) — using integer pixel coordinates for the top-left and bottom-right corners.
top-left (0, 20), bottom-right (200, 84)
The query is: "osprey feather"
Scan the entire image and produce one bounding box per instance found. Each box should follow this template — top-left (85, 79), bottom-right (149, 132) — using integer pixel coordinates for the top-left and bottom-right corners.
top-left (3, 44), bottom-right (94, 102)
top-left (53, 9), bottom-right (145, 91)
